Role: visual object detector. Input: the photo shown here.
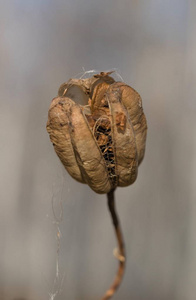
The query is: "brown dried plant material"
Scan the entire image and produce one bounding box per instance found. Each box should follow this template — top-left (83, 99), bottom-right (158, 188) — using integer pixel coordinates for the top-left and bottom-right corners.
top-left (46, 71), bottom-right (147, 299)
top-left (46, 71), bottom-right (147, 194)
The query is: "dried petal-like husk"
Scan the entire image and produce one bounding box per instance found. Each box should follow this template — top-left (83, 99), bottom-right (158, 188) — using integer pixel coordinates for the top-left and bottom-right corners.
top-left (106, 85), bottom-right (138, 186)
top-left (65, 102), bottom-right (112, 194)
top-left (46, 72), bottom-right (147, 194)
top-left (113, 82), bottom-right (147, 164)
top-left (46, 97), bottom-right (84, 183)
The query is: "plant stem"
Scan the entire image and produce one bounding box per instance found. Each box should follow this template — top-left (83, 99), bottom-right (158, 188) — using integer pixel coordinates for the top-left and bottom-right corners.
top-left (101, 189), bottom-right (126, 300)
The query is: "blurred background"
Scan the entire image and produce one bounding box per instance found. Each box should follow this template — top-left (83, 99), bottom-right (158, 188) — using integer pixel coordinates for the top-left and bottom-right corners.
top-left (1, 0), bottom-right (196, 299)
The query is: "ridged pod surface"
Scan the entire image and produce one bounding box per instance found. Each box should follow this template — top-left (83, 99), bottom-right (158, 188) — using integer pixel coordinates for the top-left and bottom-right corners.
top-left (46, 72), bottom-right (147, 194)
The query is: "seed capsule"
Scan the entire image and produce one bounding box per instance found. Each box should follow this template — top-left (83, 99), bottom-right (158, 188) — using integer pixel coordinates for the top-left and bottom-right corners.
top-left (46, 71), bottom-right (147, 194)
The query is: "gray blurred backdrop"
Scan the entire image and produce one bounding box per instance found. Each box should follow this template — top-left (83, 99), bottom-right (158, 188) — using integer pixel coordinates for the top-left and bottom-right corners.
top-left (1, 0), bottom-right (196, 299)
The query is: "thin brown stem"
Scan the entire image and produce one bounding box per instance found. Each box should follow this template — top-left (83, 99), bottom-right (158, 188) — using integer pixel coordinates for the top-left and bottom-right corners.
top-left (101, 189), bottom-right (126, 300)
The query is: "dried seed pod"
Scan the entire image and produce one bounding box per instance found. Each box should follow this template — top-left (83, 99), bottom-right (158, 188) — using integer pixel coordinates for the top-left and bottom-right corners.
top-left (46, 71), bottom-right (147, 194)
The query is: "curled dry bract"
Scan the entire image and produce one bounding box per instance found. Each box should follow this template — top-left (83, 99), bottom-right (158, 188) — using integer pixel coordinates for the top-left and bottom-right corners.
top-left (46, 72), bottom-right (147, 194)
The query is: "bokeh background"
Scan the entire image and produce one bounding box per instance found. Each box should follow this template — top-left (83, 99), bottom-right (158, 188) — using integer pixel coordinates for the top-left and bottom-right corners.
top-left (1, 0), bottom-right (196, 299)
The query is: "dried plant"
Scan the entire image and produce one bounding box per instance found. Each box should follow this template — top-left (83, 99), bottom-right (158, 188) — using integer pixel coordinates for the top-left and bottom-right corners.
top-left (46, 71), bottom-right (147, 299)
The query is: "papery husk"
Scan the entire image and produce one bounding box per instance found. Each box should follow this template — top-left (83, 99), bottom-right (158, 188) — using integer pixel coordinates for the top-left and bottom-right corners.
top-left (46, 72), bottom-right (147, 194)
